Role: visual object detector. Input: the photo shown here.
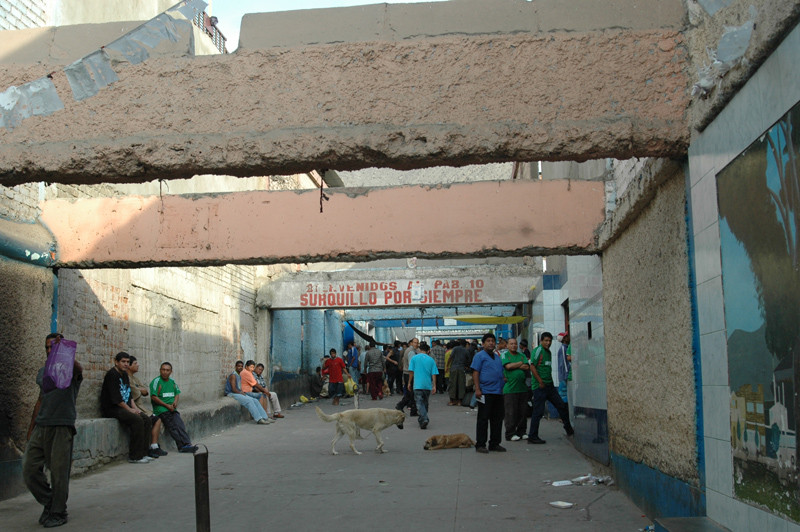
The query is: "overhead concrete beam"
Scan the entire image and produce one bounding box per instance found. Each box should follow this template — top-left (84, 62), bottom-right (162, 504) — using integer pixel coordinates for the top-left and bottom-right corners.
top-left (0, 26), bottom-right (689, 185)
top-left (39, 180), bottom-right (604, 268)
top-left (240, 0), bottom-right (686, 49)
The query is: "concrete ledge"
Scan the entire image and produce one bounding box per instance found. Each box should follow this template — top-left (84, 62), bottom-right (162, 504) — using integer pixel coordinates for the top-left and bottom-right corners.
top-left (72, 398), bottom-right (250, 475)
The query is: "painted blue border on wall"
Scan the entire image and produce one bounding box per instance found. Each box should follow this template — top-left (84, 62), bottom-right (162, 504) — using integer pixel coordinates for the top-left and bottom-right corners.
top-left (684, 162), bottom-right (706, 488)
top-left (612, 452), bottom-right (706, 519)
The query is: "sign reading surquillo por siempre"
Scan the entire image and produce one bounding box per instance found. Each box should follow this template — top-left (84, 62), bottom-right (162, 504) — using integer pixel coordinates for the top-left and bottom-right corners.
top-left (299, 279), bottom-right (486, 308)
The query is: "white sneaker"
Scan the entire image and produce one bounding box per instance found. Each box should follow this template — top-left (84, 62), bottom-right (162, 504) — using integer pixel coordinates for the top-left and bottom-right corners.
top-left (128, 457), bottom-right (152, 464)
top-left (510, 435), bottom-right (521, 441)
top-left (257, 418), bottom-right (274, 425)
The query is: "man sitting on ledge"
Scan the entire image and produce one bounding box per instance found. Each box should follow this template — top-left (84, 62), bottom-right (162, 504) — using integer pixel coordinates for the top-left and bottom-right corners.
top-left (100, 352), bottom-right (157, 464)
top-left (150, 362), bottom-right (198, 453)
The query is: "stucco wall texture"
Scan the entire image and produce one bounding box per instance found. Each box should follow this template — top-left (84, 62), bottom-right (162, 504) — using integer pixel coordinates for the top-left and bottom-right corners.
top-left (40, 180), bottom-right (605, 267)
top-left (602, 171), bottom-right (697, 482)
top-left (0, 27), bottom-right (689, 185)
top-left (0, 259), bottom-right (53, 459)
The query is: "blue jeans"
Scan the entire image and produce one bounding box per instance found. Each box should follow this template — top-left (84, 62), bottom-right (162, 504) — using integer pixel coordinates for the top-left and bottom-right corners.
top-left (228, 393), bottom-right (267, 422)
top-left (414, 389), bottom-right (431, 425)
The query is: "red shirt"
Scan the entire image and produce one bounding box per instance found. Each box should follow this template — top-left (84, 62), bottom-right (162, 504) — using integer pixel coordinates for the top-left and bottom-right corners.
top-left (323, 357), bottom-right (346, 383)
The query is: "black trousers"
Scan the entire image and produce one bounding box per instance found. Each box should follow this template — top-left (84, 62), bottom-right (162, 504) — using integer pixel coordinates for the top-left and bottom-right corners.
top-left (395, 373), bottom-right (418, 414)
top-left (107, 407), bottom-right (152, 460)
top-left (476, 394), bottom-right (504, 448)
top-left (529, 384), bottom-right (572, 439)
top-left (387, 369), bottom-right (403, 394)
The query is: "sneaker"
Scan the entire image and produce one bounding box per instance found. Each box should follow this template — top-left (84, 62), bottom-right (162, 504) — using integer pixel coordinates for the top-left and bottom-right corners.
top-left (43, 513), bottom-right (67, 528)
top-left (510, 435), bottom-right (521, 441)
top-left (489, 445), bottom-right (507, 452)
top-left (257, 418), bottom-right (270, 424)
top-left (475, 446), bottom-right (489, 454)
top-left (273, 413), bottom-right (284, 418)
top-left (147, 450), bottom-right (161, 459)
top-left (128, 457), bottom-right (152, 464)
top-left (180, 444), bottom-right (199, 453)
top-left (420, 421), bottom-right (428, 429)
top-left (527, 437), bottom-right (547, 444)
top-left (150, 446), bottom-right (168, 456)
top-left (38, 506), bottom-right (51, 525)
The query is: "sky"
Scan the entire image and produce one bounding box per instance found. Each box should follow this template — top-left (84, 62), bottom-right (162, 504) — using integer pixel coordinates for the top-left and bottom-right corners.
top-left (210, 0), bottom-right (445, 51)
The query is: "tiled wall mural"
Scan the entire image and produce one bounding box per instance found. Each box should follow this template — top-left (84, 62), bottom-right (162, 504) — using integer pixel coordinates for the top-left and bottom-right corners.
top-left (717, 100), bottom-right (800, 523)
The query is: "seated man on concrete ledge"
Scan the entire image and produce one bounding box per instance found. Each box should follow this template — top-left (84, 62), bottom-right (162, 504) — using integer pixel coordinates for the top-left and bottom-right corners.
top-left (149, 362), bottom-right (198, 453)
top-left (100, 352), bottom-right (156, 464)
top-left (127, 355), bottom-right (167, 457)
top-left (253, 362), bottom-right (284, 419)
top-left (224, 360), bottom-right (272, 425)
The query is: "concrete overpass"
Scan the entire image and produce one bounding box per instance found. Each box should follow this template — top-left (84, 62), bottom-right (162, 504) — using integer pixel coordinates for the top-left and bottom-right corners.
top-left (0, 0), bottom-right (688, 187)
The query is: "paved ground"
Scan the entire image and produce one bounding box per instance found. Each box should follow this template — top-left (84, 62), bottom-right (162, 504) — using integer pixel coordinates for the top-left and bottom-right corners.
top-left (1, 393), bottom-right (653, 531)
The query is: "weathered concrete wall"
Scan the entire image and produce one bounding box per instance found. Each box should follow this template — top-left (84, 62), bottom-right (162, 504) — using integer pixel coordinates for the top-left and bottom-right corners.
top-left (0, 258), bottom-right (53, 498)
top-left (56, 265), bottom-right (258, 419)
top-left (0, 26), bottom-right (689, 185)
top-left (686, 0), bottom-right (800, 132)
top-left (602, 170), bottom-right (696, 482)
top-left (50, 0), bottom-right (175, 26)
top-left (40, 181), bottom-right (605, 267)
top-left (240, 0), bottom-right (685, 49)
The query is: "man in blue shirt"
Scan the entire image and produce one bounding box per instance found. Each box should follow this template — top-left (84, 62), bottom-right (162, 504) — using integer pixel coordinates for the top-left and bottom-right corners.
top-left (471, 333), bottom-right (506, 453)
top-left (408, 342), bottom-right (438, 430)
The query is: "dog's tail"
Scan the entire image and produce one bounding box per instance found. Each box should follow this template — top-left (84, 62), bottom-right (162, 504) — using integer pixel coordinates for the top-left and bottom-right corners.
top-left (315, 406), bottom-right (338, 423)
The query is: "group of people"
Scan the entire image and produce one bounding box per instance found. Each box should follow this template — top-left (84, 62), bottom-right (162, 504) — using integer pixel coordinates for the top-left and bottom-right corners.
top-left (224, 360), bottom-right (284, 424)
top-left (100, 352), bottom-right (200, 465)
top-left (372, 332), bottom-right (574, 452)
top-left (22, 329), bottom-right (572, 527)
top-left (23, 335), bottom-right (199, 528)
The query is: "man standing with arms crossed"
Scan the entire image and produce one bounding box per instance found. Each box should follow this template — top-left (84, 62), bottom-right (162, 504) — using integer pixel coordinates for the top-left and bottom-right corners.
top-left (23, 333), bottom-right (83, 528)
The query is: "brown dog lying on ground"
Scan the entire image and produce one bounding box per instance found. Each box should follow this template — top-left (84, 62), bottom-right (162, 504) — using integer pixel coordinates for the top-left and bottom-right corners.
top-left (423, 433), bottom-right (476, 450)
top-left (316, 407), bottom-right (405, 455)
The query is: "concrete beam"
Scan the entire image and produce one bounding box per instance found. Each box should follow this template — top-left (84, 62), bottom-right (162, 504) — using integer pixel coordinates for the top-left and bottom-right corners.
top-left (239, 0), bottom-right (686, 49)
top-left (39, 180), bottom-right (604, 268)
top-left (0, 27), bottom-right (689, 185)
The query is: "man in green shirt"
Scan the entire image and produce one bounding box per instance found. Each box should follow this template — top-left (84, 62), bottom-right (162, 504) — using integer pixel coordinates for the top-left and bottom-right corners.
top-left (150, 362), bottom-right (198, 453)
top-left (501, 338), bottom-right (529, 441)
top-left (527, 332), bottom-right (574, 444)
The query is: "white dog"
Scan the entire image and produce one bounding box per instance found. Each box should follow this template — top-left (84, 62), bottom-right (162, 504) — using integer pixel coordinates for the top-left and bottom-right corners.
top-left (315, 406), bottom-right (405, 455)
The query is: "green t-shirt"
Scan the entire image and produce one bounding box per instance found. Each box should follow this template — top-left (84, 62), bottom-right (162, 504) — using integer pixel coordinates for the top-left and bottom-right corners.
top-left (530, 345), bottom-right (554, 390)
top-left (501, 351), bottom-right (528, 394)
top-left (150, 377), bottom-right (180, 416)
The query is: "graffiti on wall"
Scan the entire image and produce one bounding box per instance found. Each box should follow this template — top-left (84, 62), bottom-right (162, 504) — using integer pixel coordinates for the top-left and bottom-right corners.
top-left (717, 100), bottom-right (800, 522)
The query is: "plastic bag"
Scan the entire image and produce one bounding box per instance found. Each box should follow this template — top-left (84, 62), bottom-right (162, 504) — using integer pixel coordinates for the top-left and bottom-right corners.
top-left (42, 338), bottom-right (77, 392)
top-left (344, 377), bottom-right (357, 396)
